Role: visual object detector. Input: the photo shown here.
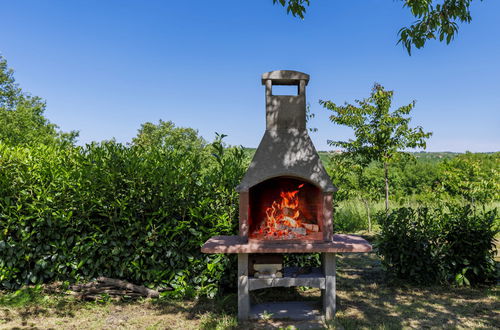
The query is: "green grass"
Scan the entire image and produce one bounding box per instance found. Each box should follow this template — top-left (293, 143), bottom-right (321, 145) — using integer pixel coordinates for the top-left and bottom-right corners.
top-left (0, 285), bottom-right (46, 308)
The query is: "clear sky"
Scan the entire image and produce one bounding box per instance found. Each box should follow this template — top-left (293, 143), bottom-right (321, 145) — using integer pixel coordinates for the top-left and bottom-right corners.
top-left (1, 0), bottom-right (499, 152)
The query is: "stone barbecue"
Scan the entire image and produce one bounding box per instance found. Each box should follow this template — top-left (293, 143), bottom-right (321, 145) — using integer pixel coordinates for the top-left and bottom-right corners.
top-left (202, 70), bottom-right (372, 322)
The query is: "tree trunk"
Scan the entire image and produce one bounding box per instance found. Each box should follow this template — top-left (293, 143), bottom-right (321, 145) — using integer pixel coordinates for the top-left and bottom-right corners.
top-left (384, 162), bottom-right (389, 214)
top-left (361, 197), bottom-right (372, 233)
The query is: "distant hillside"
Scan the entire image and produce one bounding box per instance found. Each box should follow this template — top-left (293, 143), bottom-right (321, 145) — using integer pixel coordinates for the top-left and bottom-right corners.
top-left (243, 148), bottom-right (463, 164)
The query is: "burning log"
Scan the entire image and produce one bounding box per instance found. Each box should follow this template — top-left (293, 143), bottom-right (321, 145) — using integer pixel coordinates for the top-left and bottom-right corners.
top-left (282, 216), bottom-right (298, 227)
top-left (282, 207), bottom-right (296, 217)
top-left (303, 223), bottom-right (319, 232)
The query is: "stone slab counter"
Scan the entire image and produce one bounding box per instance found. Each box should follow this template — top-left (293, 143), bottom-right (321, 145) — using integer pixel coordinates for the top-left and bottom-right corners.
top-left (201, 234), bottom-right (372, 254)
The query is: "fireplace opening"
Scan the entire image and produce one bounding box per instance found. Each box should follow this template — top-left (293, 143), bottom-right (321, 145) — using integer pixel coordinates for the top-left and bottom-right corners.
top-left (248, 177), bottom-right (323, 241)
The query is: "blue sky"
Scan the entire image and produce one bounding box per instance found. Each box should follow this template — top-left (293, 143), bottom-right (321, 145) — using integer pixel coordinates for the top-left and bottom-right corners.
top-left (1, 0), bottom-right (499, 152)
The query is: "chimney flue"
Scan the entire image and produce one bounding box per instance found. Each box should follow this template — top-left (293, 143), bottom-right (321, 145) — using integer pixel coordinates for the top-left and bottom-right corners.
top-left (236, 70), bottom-right (335, 194)
top-left (261, 70), bottom-right (310, 131)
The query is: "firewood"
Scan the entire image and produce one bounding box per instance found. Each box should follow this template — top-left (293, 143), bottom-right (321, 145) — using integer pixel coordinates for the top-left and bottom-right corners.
top-left (80, 294), bottom-right (121, 302)
top-left (96, 277), bottom-right (160, 298)
top-left (303, 223), bottom-right (319, 232)
top-left (283, 216), bottom-right (298, 227)
top-left (77, 288), bottom-right (136, 296)
top-left (158, 286), bottom-right (174, 292)
top-left (254, 271), bottom-right (283, 278)
top-left (69, 277), bottom-right (164, 299)
top-left (69, 282), bottom-right (100, 291)
top-left (254, 263), bottom-right (282, 273)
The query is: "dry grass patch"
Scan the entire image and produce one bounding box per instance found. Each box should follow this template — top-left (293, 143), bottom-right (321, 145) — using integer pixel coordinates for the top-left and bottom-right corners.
top-left (0, 294), bottom-right (239, 329)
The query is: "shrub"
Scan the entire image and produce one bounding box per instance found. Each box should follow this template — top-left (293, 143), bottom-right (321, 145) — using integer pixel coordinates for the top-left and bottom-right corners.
top-left (0, 131), bottom-right (247, 297)
top-left (377, 205), bottom-right (498, 285)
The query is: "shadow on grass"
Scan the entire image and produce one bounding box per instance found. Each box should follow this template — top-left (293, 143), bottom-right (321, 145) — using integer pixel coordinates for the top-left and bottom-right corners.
top-left (144, 251), bottom-right (498, 329)
top-left (147, 293), bottom-right (239, 329)
top-left (334, 252), bottom-right (499, 329)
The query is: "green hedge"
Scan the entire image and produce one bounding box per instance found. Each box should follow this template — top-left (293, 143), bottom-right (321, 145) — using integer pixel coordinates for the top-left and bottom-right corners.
top-left (377, 205), bottom-right (498, 285)
top-left (0, 135), bottom-right (246, 297)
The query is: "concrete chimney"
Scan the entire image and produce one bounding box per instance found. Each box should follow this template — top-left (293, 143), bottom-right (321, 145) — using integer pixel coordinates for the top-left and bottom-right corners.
top-left (236, 70), bottom-right (335, 193)
top-left (262, 70), bottom-right (309, 131)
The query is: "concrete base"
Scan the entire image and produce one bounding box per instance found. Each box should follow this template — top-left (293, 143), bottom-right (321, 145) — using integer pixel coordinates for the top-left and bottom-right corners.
top-left (237, 253), bottom-right (336, 321)
top-left (250, 301), bottom-right (322, 320)
top-left (249, 267), bottom-right (325, 291)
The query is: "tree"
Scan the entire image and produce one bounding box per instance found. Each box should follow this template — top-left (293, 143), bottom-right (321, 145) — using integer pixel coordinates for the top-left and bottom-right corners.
top-left (320, 83), bottom-right (432, 213)
top-left (273, 0), bottom-right (480, 54)
top-left (0, 55), bottom-right (78, 146)
top-left (439, 152), bottom-right (500, 206)
top-left (131, 119), bottom-right (206, 150)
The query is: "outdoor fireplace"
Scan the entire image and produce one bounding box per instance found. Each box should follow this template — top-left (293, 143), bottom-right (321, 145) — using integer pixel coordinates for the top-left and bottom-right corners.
top-left (236, 70), bottom-right (335, 244)
top-left (202, 70), bottom-right (372, 322)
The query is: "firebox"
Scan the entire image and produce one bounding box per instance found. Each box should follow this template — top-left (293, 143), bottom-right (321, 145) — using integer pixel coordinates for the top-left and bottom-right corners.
top-left (236, 70), bottom-right (336, 243)
top-left (248, 177), bottom-right (323, 241)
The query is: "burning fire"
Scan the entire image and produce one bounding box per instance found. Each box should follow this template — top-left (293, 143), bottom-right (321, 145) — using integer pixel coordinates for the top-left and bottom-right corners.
top-left (252, 184), bottom-right (319, 239)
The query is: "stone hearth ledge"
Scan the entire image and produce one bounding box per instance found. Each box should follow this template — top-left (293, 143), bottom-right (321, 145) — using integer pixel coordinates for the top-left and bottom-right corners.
top-left (201, 234), bottom-right (372, 254)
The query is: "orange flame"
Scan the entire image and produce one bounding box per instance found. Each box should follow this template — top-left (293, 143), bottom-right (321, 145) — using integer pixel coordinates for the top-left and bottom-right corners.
top-left (257, 184), bottom-right (306, 239)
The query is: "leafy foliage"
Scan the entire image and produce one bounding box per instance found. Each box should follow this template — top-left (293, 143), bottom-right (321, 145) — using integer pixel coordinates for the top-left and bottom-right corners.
top-left (377, 205), bottom-right (498, 285)
top-left (439, 152), bottom-right (499, 205)
top-left (399, 0), bottom-right (477, 55)
top-left (320, 83), bottom-right (432, 164)
top-left (272, 0), bottom-right (480, 54)
top-left (132, 119), bottom-right (204, 150)
top-left (0, 55), bottom-right (78, 147)
top-left (272, 0), bottom-right (310, 19)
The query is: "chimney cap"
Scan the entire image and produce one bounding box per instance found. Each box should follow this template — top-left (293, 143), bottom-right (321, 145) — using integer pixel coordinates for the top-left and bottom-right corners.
top-left (261, 70), bottom-right (310, 86)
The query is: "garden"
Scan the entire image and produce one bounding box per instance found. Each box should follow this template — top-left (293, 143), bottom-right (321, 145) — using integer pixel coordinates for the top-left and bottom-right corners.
top-left (1, 53), bottom-right (499, 328)
top-left (1, 1), bottom-right (500, 327)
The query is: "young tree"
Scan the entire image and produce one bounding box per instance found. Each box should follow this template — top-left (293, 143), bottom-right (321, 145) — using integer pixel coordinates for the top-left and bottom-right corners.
top-left (320, 83), bottom-right (432, 213)
top-left (273, 0), bottom-right (481, 54)
top-left (0, 55), bottom-right (78, 146)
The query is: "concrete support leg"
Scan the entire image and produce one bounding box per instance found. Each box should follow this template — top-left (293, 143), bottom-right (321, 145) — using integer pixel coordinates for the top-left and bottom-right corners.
top-left (238, 253), bottom-right (250, 320)
top-left (322, 252), bottom-right (336, 320)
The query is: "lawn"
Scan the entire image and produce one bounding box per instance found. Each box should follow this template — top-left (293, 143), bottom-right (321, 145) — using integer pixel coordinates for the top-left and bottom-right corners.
top-left (1, 240), bottom-right (498, 329)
